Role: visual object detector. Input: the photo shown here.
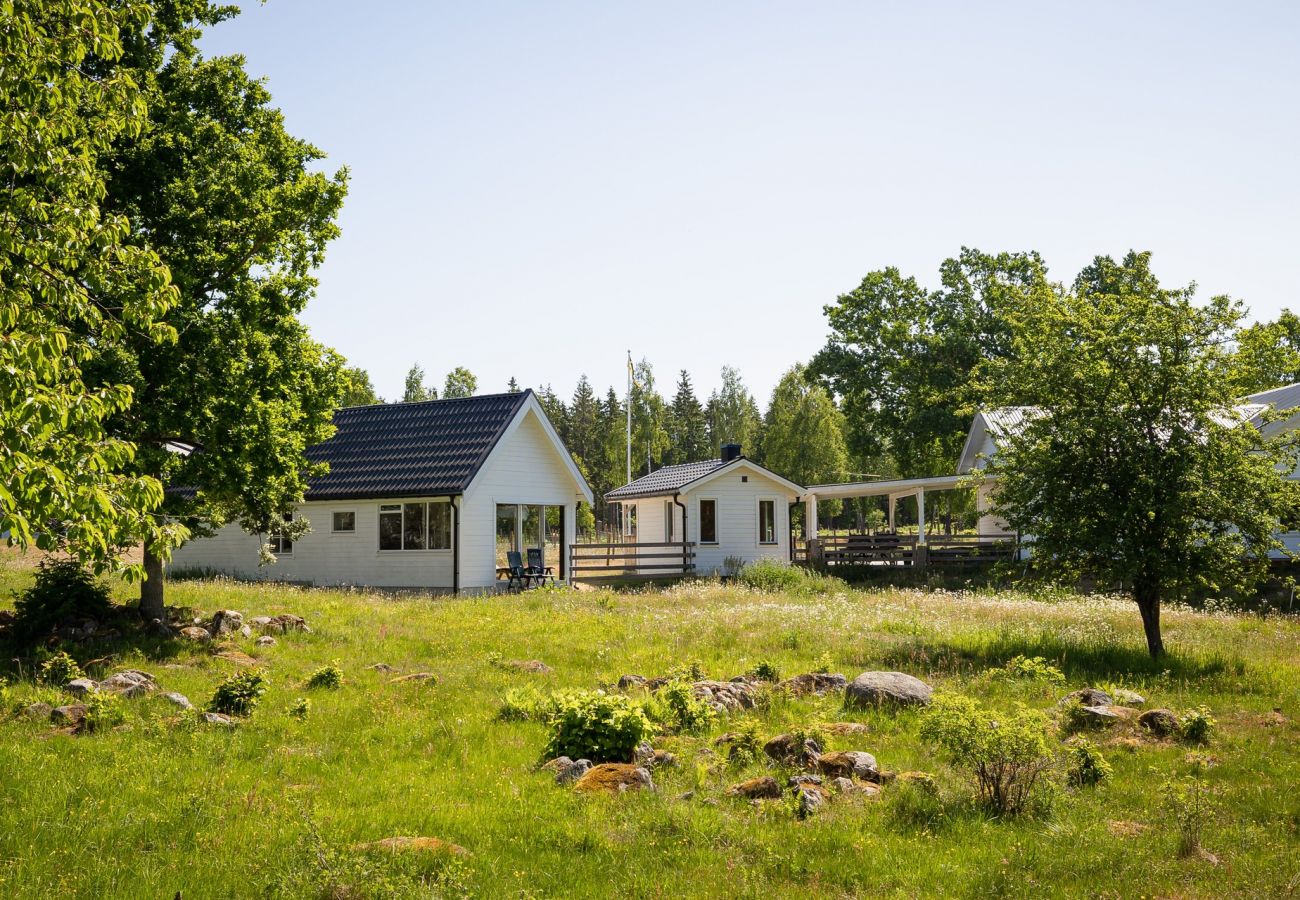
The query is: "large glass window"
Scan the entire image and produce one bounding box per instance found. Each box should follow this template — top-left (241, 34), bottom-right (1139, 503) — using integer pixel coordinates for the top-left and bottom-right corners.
top-left (758, 500), bottom-right (776, 544)
top-left (496, 504), bottom-right (518, 566)
top-left (428, 503), bottom-right (452, 550)
top-left (664, 500), bottom-right (674, 542)
top-left (699, 499), bottom-right (717, 544)
top-left (403, 502), bottom-right (427, 550)
top-left (379, 504), bottom-right (403, 550)
top-left (522, 505), bottom-right (544, 552)
top-left (545, 506), bottom-right (563, 571)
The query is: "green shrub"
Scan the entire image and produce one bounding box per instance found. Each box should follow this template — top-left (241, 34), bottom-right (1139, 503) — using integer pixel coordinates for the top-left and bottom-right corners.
top-left (497, 685), bottom-right (552, 722)
top-left (306, 664), bottom-right (343, 690)
top-left (812, 651), bottom-right (834, 674)
top-left (84, 691), bottom-right (126, 733)
top-left (725, 720), bottom-right (763, 766)
top-left (209, 670), bottom-right (269, 717)
top-left (1162, 773), bottom-right (1215, 857)
top-left (920, 693), bottom-right (1053, 816)
top-left (996, 655), bottom-right (1065, 685)
top-left (38, 650), bottom-right (85, 686)
top-left (0, 677), bottom-right (8, 710)
top-left (656, 679), bottom-right (717, 734)
top-left (542, 690), bottom-right (653, 763)
top-left (1179, 706), bottom-right (1216, 744)
top-left (11, 559), bottom-right (113, 645)
top-left (738, 559), bottom-right (805, 592)
top-left (1058, 699), bottom-right (1092, 735)
top-left (1065, 739), bottom-right (1112, 787)
top-left (289, 698), bottom-right (311, 720)
top-left (749, 660), bottom-right (781, 682)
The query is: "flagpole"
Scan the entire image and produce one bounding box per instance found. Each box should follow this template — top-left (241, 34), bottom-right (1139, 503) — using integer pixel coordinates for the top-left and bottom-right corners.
top-left (626, 351), bottom-right (632, 486)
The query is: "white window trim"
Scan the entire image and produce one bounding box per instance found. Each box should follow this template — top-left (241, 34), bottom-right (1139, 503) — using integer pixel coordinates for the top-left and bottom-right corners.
top-left (331, 510), bottom-right (357, 534)
top-left (377, 499), bottom-right (454, 553)
top-left (271, 512), bottom-right (294, 556)
top-left (698, 497), bottom-right (719, 545)
top-left (756, 496), bottom-right (779, 546)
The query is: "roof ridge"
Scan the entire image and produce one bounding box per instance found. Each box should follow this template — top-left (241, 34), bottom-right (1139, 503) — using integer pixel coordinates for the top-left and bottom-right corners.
top-left (336, 388), bottom-right (533, 413)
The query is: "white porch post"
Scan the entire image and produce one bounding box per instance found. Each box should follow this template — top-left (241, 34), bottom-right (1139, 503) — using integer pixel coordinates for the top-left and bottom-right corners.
top-left (804, 494), bottom-right (819, 539)
top-left (915, 488), bottom-right (926, 545)
top-left (887, 495), bottom-right (896, 532)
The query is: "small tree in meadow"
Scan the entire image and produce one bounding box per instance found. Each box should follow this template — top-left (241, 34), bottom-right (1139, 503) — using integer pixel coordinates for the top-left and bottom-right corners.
top-left (985, 252), bottom-right (1300, 657)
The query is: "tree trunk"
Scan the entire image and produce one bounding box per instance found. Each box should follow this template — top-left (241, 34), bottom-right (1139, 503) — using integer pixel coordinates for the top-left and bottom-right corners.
top-left (140, 543), bottom-right (166, 621)
top-left (1135, 583), bottom-right (1165, 658)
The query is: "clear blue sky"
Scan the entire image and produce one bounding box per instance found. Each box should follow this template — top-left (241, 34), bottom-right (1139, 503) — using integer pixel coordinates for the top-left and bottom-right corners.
top-left (201, 1), bottom-right (1300, 406)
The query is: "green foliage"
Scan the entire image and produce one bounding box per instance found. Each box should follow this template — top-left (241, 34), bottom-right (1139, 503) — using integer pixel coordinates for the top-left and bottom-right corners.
top-left (1179, 706), bottom-right (1217, 745)
top-left (749, 660), bottom-right (781, 682)
top-left (403, 364), bottom-right (437, 402)
top-left (305, 664), bottom-right (343, 690)
top-left (83, 690), bottom-right (126, 733)
top-left (920, 693), bottom-right (1053, 816)
top-left (0, 0), bottom-right (181, 576)
top-left (12, 560), bottom-right (113, 646)
top-left (654, 680), bottom-right (717, 734)
top-left (985, 252), bottom-right (1300, 657)
top-left (1065, 739), bottom-right (1112, 787)
top-left (706, 366), bottom-right (763, 456)
top-left (542, 690), bottom-right (653, 763)
top-left (1162, 772), bottom-right (1216, 857)
top-left (812, 651), bottom-right (835, 674)
top-left (665, 370), bottom-right (709, 465)
top-left (1057, 699), bottom-right (1092, 735)
top-left (995, 655), bottom-right (1066, 685)
top-left (337, 366), bottom-right (383, 406)
top-left (442, 366), bottom-right (478, 399)
top-left (886, 773), bottom-right (947, 831)
top-left (497, 685), bottom-right (552, 723)
top-left (38, 650), bottom-right (85, 687)
top-left (289, 698), bottom-right (311, 720)
top-left (758, 364), bottom-right (849, 497)
top-left (812, 249), bottom-right (1046, 474)
top-left (1229, 310), bottom-right (1300, 394)
top-left (209, 670), bottom-right (269, 717)
top-left (724, 720), bottom-right (763, 766)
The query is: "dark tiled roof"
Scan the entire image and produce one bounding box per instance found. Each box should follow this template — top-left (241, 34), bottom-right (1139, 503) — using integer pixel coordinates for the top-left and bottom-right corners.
top-left (605, 459), bottom-right (735, 501)
top-left (302, 391), bottom-right (530, 501)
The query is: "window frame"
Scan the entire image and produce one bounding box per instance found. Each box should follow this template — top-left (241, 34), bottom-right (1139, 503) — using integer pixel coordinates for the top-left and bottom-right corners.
top-left (664, 499), bottom-right (675, 542)
top-left (270, 512), bottom-right (294, 556)
top-left (331, 510), bottom-right (356, 534)
top-left (698, 497), bottom-right (718, 545)
top-left (757, 497), bottom-right (778, 546)
top-left (378, 500), bottom-right (454, 552)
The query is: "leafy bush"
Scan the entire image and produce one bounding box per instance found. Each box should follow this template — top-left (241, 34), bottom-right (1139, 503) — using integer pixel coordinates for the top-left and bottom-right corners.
top-left (289, 698), bottom-right (311, 720)
top-left (497, 685), bottom-right (552, 722)
top-left (920, 693), bottom-right (1053, 816)
top-left (209, 670), bottom-right (269, 717)
top-left (84, 691), bottom-right (126, 732)
top-left (1058, 699), bottom-right (1093, 735)
top-left (38, 650), bottom-right (85, 686)
top-left (812, 651), bottom-right (834, 674)
top-left (542, 690), bottom-right (653, 763)
top-left (11, 560), bottom-right (113, 644)
top-left (655, 679), bottom-right (717, 734)
top-left (996, 655), bottom-right (1065, 685)
top-left (749, 660), bottom-right (781, 682)
top-left (306, 664), bottom-right (343, 690)
top-left (738, 559), bottom-right (805, 592)
top-left (725, 720), bottom-right (763, 766)
top-left (1162, 773), bottom-right (1215, 857)
top-left (1179, 706), bottom-right (1216, 744)
top-left (0, 677), bottom-right (8, 711)
top-left (1065, 739), bottom-right (1112, 787)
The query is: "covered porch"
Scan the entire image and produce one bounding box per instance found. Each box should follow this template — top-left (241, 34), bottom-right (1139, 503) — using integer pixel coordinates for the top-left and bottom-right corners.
top-left (796, 474), bottom-right (1016, 572)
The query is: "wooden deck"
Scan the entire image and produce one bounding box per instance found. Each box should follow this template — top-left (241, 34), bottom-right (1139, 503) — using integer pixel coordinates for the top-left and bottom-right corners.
top-left (568, 541), bottom-right (696, 584)
top-left (794, 533), bottom-right (1016, 572)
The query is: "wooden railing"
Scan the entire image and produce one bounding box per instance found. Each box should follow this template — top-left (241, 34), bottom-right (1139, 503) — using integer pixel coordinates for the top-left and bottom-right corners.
top-left (794, 533), bottom-right (1015, 570)
top-left (569, 541), bottom-right (696, 583)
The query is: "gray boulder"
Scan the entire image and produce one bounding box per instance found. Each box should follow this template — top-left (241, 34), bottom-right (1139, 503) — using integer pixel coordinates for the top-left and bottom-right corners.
top-left (555, 758), bottom-right (592, 785)
top-left (256, 636), bottom-right (277, 648)
top-left (99, 670), bottom-right (155, 698)
top-left (24, 702), bottom-right (53, 720)
top-left (65, 677), bottom-right (98, 698)
top-left (210, 609), bottom-right (244, 635)
top-left (1061, 687), bottom-right (1113, 707)
top-left (161, 692), bottom-right (193, 710)
top-left (1110, 689), bottom-right (1147, 707)
top-left (202, 712), bottom-right (237, 727)
top-left (845, 672), bottom-right (932, 708)
top-left (51, 704), bottom-right (87, 726)
top-left (1138, 708), bottom-right (1180, 737)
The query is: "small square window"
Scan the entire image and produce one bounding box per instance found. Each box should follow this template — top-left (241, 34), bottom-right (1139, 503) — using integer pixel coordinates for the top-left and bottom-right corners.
top-left (270, 512), bottom-right (294, 555)
top-left (741, 475), bottom-right (748, 483)
top-left (332, 511), bottom-right (356, 533)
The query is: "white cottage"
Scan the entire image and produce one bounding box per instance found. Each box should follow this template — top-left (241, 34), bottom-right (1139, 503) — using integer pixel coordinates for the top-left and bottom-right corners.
top-left (605, 445), bottom-right (804, 576)
top-left (169, 390), bottom-right (593, 592)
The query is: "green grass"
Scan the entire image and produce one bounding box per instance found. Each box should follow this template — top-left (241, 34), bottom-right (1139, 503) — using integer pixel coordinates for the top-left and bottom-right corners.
top-left (1, 562), bottom-right (1298, 898)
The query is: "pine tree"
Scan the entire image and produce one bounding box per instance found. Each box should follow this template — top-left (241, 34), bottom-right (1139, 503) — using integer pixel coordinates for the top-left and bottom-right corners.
top-left (567, 375), bottom-right (601, 470)
top-left (536, 384), bottom-right (568, 437)
top-left (507, 377), bottom-right (521, 393)
top-left (667, 370), bottom-right (709, 464)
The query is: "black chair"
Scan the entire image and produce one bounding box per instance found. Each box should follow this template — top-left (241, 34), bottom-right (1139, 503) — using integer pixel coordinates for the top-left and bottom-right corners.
top-left (526, 547), bottom-right (556, 585)
top-left (505, 550), bottom-right (530, 591)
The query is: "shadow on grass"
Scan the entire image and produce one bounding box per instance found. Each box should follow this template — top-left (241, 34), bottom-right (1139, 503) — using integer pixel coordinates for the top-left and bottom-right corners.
top-left (0, 603), bottom-right (194, 680)
top-left (874, 630), bottom-right (1241, 683)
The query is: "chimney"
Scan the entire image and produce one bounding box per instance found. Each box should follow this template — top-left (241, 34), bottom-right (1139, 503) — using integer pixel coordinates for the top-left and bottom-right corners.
top-left (720, 443), bottom-right (742, 462)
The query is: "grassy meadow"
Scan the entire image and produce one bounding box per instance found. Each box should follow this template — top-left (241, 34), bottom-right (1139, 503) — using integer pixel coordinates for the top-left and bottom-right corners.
top-left (0, 559), bottom-right (1298, 899)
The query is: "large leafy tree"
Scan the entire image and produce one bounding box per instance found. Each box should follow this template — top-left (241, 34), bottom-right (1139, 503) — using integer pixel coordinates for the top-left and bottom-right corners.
top-left (442, 366), bottom-right (477, 399)
top-left (986, 252), bottom-right (1300, 658)
top-left (402, 364), bottom-right (436, 402)
top-left (811, 249), bottom-right (1047, 476)
top-left (338, 366), bottom-right (382, 406)
top-left (629, 359), bottom-right (669, 476)
top-left (1, 0), bottom-right (181, 575)
top-left (760, 365), bottom-right (848, 513)
top-left (666, 370), bottom-right (709, 464)
top-left (1229, 310), bottom-right (1300, 395)
top-left (705, 365), bottom-right (762, 457)
top-left (91, 0), bottom-right (349, 616)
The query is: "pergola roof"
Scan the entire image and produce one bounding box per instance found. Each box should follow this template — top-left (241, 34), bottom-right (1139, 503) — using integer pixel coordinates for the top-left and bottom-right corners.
top-left (801, 473), bottom-right (971, 501)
